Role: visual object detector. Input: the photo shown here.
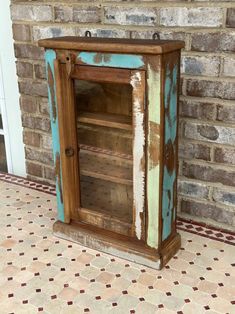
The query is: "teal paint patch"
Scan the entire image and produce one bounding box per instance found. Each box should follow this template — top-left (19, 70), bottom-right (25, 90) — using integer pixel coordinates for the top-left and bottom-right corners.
top-left (77, 52), bottom-right (144, 69)
top-left (45, 49), bottom-right (65, 222)
top-left (162, 64), bottom-right (178, 241)
top-left (164, 66), bottom-right (177, 144)
top-left (162, 167), bottom-right (176, 240)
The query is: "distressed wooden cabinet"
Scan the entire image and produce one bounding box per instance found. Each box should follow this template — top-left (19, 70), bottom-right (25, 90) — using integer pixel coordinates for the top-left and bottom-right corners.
top-left (39, 36), bottom-right (184, 269)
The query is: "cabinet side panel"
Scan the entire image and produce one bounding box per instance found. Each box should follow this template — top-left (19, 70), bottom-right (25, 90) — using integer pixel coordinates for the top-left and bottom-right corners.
top-left (45, 49), bottom-right (65, 222)
top-left (146, 56), bottom-right (161, 249)
top-left (162, 51), bottom-right (180, 242)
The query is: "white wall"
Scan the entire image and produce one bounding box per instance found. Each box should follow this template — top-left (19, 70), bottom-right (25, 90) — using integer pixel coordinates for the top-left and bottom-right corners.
top-left (0, 0), bottom-right (26, 176)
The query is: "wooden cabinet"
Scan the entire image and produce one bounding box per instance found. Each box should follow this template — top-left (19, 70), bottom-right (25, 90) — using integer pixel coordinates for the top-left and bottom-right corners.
top-left (39, 36), bottom-right (184, 269)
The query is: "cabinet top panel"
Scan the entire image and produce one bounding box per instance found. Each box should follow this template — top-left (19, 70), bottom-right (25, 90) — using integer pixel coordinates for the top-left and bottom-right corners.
top-left (38, 36), bottom-right (184, 54)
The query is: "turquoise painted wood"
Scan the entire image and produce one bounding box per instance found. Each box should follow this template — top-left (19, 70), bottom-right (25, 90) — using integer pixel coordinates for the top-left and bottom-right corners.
top-left (162, 64), bottom-right (178, 241)
top-left (77, 52), bottom-right (144, 69)
top-left (45, 49), bottom-right (65, 222)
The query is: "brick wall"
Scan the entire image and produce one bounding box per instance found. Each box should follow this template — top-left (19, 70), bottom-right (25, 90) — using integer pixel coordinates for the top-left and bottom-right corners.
top-left (10, 0), bottom-right (235, 230)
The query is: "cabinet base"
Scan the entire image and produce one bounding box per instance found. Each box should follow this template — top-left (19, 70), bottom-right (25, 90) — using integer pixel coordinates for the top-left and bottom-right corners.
top-left (53, 220), bottom-right (181, 270)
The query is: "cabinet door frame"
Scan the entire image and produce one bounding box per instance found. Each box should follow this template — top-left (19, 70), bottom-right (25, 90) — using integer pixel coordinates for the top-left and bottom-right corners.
top-left (45, 50), bottom-right (147, 240)
top-left (72, 65), bottom-right (146, 240)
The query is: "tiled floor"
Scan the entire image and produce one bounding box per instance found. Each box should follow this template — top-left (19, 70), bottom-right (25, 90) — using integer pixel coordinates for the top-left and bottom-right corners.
top-left (0, 173), bottom-right (234, 314)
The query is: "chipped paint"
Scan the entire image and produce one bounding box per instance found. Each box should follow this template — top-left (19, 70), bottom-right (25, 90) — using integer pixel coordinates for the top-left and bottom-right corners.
top-left (47, 65), bottom-right (56, 121)
top-left (45, 49), bottom-right (65, 222)
top-left (77, 52), bottom-right (144, 69)
top-left (131, 71), bottom-right (145, 240)
top-left (146, 62), bottom-right (161, 249)
top-left (162, 63), bottom-right (178, 241)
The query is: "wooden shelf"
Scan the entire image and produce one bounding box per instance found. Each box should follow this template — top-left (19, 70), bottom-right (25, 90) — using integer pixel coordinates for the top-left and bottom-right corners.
top-left (79, 144), bottom-right (132, 161)
top-left (79, 149), bottom-right (132, 185)
top-left (80, 176), bottom-right (133, 224)
top-left (77, 112), bottom-right (132, 131)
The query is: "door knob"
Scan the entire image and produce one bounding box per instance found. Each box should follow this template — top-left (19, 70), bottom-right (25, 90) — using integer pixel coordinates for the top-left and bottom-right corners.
top-left (65, 147), bottom-right (74, 157)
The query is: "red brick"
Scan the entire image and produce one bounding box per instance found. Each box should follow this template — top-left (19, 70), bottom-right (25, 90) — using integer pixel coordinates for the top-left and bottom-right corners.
top-left (44, 166), bottom-right (55, 181)
top-left (191, 32), bottom-right (235, 52)
top-left (214, 147), bottom-right (235, 165)
top-left (20, 96), bottom-right (37, 114)
top-left (34, 64), bottom-right (46, 79)
top-left (182, 161), bottom-right (235, 187)
top-left (14, 43), bottom-right (44, 60)
top-left (181, 199), bottom-right (234, 226)
top-left (73, 7), bottom-right (101, 23)
top-left (186, 79), bottom-right (235, 100)
top-left (26, 161), bottom-right (43, 177)
top-left (216, 104), bottom-right (235, 123)
top-left (12, 24), bottom-right (31, 42)
top-left (178, 180), bottom-right (209, 200)
top-left (19, 80), bottom-right (47, 97)
top-left (38, 98), bottom-right (50, 116)
top-left (23, 131), bottom-right (41, 147)
top-left (226, 8), bottom-right (235, 28)
top-left (16, 61), bottom-right (33, 78)
top-left (212, 187), bottom-right (235, 207)
top-left (179, 99), bottom-right (216, 120)
top-left (179, 141), bottom-right (211, 161)
top-left (25, 147), bottom-right (53, 166)
top-left (22, 115), bottom-right (50, 132)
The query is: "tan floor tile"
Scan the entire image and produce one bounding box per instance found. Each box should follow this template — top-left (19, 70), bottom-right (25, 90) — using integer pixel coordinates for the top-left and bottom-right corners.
top-left (70, 276), bottom-right (90, 291)
top-left (60, 304), bottom-right (84, 314)
top-left (96, 271), bottom-right (115, 284)
top-left (58, 287), bottom-right (79, 301)
top-left (112, 277), bottom-right (132, 290)
top-left (100, 287), bottom-right (120, 302)
top-left (80, 265), bottom-right (100, 280)
top-left (127, 282), bottom-right (148, 297)
top-left (135, 301), bottom-right (158, 314)
top-left (77, 252), bottom-right (95, 264)
top-left (138, 272), bottom-right (156, 286)
top-left (209, 297), bottom-right (234, 313)
top-left (90, 256), bottom-right (110, 268)
top-left (0, 239), bottom-right (17, 248)
top-left (198, 280), bottom-right (218, 294)
top-left (153, 278), bottom-right (174, 293)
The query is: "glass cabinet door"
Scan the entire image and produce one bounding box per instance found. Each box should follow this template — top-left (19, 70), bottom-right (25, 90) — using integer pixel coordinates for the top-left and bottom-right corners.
top-left (74, 66), bottom-right (146, 239)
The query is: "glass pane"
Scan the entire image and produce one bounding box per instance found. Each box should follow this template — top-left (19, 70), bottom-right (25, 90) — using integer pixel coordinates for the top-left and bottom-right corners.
top-left (75, 80), bottom-right (133, 224)
top-left (0, 134), bottom-right (7, 172)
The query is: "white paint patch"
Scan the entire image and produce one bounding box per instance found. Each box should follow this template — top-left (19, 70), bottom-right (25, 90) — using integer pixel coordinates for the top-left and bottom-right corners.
top-left (131, 72), bottom-right (145, 240)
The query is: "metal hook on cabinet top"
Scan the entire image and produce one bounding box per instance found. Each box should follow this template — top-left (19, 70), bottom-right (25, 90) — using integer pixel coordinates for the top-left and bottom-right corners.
top-left (85, 30), bottom-right (92, 37)
top-left (152, 32), bottom-right (160, 40)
